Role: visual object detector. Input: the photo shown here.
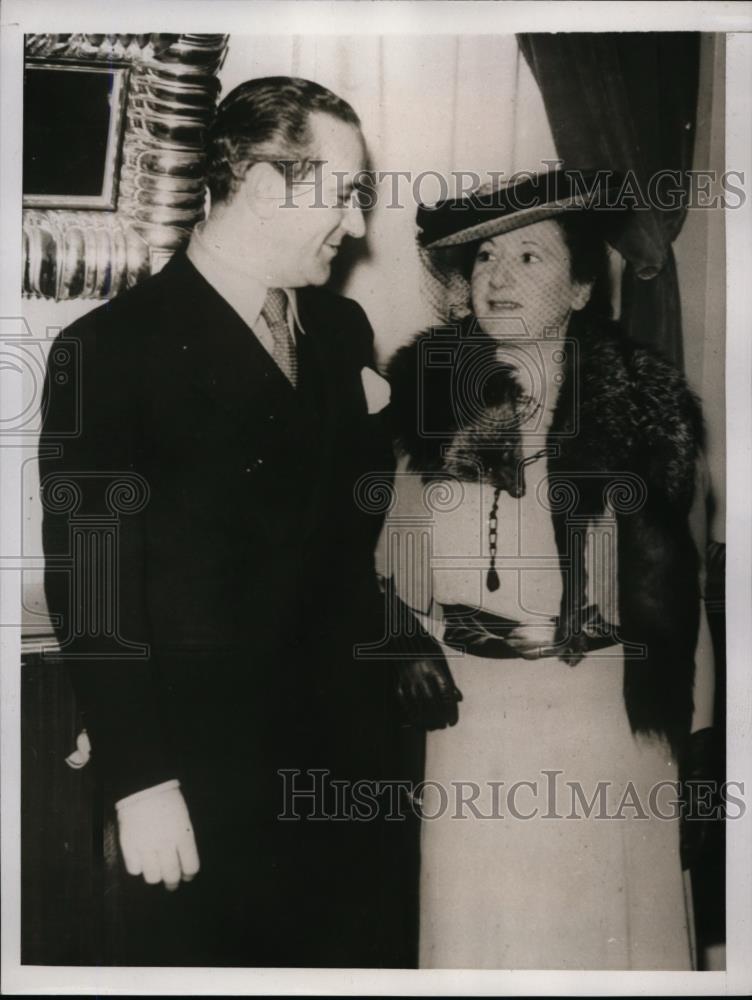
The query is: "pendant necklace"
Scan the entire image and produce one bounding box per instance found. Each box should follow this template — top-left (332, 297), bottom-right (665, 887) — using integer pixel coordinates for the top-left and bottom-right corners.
top-left (486, 447), bottom-right (549, 593)
top-left (486, 487), bottom-right (502, 592)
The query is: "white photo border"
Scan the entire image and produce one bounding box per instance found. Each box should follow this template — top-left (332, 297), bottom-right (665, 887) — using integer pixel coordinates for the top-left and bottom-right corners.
top-left (2, 1), bottom-right (751, 995)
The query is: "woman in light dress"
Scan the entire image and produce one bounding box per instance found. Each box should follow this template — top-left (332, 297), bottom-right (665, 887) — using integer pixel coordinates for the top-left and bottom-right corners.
top-left (382, 170), bottom-right (715, 970)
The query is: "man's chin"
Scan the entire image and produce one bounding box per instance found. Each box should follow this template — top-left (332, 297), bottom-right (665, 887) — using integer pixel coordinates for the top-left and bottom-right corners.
top-left (282, 268), bottom-right (330, 289)
top-left (307, 264), bottom-right (332, 287)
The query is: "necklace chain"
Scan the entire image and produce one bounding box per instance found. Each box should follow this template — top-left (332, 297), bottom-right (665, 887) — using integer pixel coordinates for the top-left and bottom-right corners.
top-left (486, 487), bottom-right (502, 592)
top-left (486, 448), bottom-right (549, 593)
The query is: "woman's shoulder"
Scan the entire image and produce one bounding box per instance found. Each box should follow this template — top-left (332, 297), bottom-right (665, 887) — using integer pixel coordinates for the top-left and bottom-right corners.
top-left (386, 316), bottom-right (481, 375)
top-left (577, 317), bottom-right (702, 423)
top-left (386, 317), bottom-right (509, 470)
top-left (572, 316), bottom-right (704, 509)
top-left (386, 319), bottom-right (465, 470)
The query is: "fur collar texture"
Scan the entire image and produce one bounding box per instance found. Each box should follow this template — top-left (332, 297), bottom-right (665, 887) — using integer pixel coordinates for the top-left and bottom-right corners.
top-left (387, 313), bottom-right (704, 756)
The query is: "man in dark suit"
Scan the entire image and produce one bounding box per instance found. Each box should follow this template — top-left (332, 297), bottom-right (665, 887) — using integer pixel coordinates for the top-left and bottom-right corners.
top-left (40, 77), bottom-right (414, 967)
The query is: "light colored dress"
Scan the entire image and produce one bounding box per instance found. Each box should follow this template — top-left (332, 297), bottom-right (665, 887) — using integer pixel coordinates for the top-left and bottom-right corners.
top-left (381, 444), bottom-right (695, 970)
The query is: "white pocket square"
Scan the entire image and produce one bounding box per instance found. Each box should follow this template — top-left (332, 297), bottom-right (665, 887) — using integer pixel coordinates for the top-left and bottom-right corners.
top-left (361, 366), bottom-right (391, 414)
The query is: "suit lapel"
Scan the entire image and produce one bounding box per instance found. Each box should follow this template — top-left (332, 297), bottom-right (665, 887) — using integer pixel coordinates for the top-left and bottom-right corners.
top-left (159, 255), bottom-right (352, 544)
top-left (295, 288), bottom-right (353, 469)
top-left (154, 254), bottom-right (374, 547)
top-left (165, 254), bottom-right (317, 442)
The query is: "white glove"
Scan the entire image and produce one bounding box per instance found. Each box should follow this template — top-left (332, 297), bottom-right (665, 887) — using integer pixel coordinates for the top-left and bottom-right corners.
top-left (115, 779), bottom-right (200, 891)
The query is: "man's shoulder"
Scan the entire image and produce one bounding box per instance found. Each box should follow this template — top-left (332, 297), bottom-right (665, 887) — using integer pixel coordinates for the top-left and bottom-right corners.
top-left (298, 286), bottom-right (374, 362)
top-left (59, 252), bottom-right (194, 347)
top-left (299, 285), bottom-right (368, 323)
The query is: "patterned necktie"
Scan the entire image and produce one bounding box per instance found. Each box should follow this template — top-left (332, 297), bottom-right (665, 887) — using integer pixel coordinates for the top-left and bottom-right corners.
top-left (261, 287), bottom-right (298, 387)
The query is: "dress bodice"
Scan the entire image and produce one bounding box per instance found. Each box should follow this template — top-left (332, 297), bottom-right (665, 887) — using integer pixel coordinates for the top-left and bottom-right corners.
top-left (379, 454), bottom-right (620, 631)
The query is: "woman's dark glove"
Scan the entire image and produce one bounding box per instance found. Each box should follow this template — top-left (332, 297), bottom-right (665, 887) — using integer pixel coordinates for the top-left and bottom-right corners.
top-left (679, 726), bottom-right (719, 871)
top-left (382, 578), bottom-right (463, 730)
top-left (396, 657), bottom-right (463, 730)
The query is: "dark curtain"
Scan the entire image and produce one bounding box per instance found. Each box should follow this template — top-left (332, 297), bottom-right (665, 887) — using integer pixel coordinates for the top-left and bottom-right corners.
top-left (517, 32), bottom-right (700, 367)
top-left (520, 34), bottom-right (725, 964)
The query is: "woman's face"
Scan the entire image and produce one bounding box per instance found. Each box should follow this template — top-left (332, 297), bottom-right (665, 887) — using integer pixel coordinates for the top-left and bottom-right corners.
top-left (470, 218), bottom-right (591, 340)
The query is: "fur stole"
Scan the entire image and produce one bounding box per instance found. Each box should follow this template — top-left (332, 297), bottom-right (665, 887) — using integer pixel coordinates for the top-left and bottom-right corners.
top-left (387, 314), bottom-right (705, 757)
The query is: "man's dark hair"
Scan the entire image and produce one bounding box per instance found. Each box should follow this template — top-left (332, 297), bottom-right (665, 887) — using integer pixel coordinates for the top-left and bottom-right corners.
top-left (205, 76), bottom-right (362, 204)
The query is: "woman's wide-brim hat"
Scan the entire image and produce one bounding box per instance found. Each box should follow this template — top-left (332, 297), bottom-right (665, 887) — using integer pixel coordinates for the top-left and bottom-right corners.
top-left (417, 167), bottom-right (626, 250)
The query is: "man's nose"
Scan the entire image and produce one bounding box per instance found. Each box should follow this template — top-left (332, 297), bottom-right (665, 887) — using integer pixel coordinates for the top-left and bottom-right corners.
top-left (341, 204), bottom-right (366, 240)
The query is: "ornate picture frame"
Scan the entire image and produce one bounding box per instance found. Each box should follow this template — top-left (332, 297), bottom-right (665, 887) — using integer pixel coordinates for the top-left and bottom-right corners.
top-left (23, 60), bottom-right (130, 212)
top-left (22, 33), bottom-right (228, 301)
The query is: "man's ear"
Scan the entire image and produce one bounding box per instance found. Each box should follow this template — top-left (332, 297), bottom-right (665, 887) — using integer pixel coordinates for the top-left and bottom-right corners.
top-left (242, 162), bottom-right (286, 220)
top-left (571, 281), bottom-right (594, 313)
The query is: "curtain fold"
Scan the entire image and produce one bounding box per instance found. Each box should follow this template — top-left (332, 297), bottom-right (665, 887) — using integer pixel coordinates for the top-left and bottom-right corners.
top-left (518, 32), bottom-right (700, 367)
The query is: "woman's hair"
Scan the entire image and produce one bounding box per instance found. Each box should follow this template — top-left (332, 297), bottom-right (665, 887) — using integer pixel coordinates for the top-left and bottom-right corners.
top-left (554, 211), bottom-right (613, 320)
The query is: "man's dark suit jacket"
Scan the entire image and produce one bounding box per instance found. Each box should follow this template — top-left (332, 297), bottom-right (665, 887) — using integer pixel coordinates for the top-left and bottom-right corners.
top-left (39, 252), bottom-right (412, 966)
